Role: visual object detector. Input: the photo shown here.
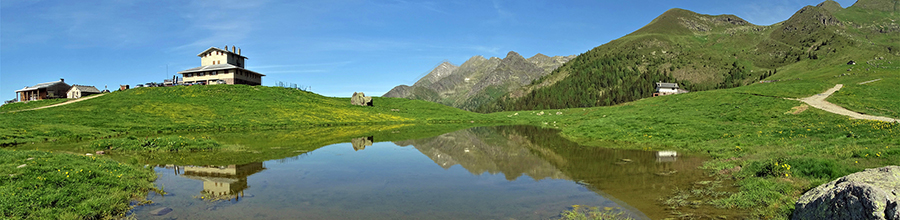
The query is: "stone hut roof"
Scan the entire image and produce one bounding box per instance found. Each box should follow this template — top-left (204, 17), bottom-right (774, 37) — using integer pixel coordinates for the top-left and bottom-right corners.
top-left (71, 85), bottom-right (101, 93)
top-left (655, 82), bottom-right (680, 89)
top-left (15, 79), bottom-right (69, 92)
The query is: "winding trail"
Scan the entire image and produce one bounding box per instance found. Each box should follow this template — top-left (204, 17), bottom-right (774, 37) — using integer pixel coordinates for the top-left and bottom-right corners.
top-left (5, 93), bottom-right (106, 113)
top-left (794, 84), bottom-right (898, 123)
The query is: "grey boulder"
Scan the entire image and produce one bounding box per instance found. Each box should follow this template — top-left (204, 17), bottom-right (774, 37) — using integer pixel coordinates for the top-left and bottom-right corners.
top-left (351, 92), bottom-right (373, 106)
top-left (793, 166), bottom-right (900, 220)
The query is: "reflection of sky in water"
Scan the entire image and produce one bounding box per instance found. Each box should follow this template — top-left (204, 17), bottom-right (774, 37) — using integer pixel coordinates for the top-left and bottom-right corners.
top-left (130, 141), bottom-right (634, 220)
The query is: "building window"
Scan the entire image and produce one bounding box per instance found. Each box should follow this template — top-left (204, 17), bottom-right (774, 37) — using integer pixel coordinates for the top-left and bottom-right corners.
top-left (211, 71), bottom-right (217, 75)
top-left (199, 72), bottom-right (205, 76)
top-left (186, 73), bottom-right (193, 77)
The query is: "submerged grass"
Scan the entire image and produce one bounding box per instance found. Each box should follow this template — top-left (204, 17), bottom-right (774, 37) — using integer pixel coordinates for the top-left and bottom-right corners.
top-left (558, 205), bottom-right (634, 220)
top-left (90, 136), bottom-right (222, 152)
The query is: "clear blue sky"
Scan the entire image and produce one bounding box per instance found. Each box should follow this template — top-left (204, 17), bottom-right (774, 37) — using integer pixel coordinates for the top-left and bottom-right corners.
top-left (1, 0), bottom-right (857, 101)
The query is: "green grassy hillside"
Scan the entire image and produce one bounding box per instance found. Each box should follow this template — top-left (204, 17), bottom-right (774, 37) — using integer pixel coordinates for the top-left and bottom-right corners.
top-left (487, 83), bottom-right (898, 218)
top-left (0, 85), bottom-right (493, 146)
top-left (479, 0), bottom-right (899, 112)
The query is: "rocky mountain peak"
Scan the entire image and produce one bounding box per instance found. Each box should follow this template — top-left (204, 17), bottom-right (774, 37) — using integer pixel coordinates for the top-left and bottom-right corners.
top-left (413, 61), bottom-right (459, 86)
top-left (504, 51), bottom-right (525, 61)
top-left (816, 0), bottom-right (844, 12)
top-left (466, 55), bottom-right (487, 63)
top-left (382, 50), bottom-right (574, 111)
top-left (529, 53), bottom-right (549, 59)
top-left (527, 53), bottom-right (552, 64)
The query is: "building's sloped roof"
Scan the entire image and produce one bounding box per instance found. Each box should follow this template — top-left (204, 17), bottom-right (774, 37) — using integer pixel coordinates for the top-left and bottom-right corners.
top-left (177, 64), bottom-right (265, 76)
top-left (197, 47), bottom-right (247, 59)
top-left (15, 80), bottom-right (68, 92)
top-left (70, 85), bottom-right (101, 93)
top-left (656, 82), bottom-right (679, 89)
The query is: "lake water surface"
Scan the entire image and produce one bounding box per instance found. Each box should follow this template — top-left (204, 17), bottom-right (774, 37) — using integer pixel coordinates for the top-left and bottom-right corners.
top-left (127, 126), bottom-right (718, 219)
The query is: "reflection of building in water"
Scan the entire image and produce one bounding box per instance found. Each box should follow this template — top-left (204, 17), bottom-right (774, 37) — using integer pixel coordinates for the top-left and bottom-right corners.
top-left (351, 136), bottom-right (373, 151)
top-left (656, 151), bottom-right (678, 163)
top-left (179, 162), bottom-right (265, 201)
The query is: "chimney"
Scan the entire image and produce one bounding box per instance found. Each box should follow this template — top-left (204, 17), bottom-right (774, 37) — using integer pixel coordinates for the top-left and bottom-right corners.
top-left (238, 48), bottom-right (241, 55)
top-left (232, 45), bottom-right (236, 53)
top-left (60, 78), bottom-right (64, 82)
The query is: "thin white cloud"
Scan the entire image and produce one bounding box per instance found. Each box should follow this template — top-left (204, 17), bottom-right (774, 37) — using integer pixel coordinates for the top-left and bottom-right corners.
top-left (264, 69), bottom-right (329, 74)
top-left (169, 0), bottom-right (268, 52)
top-left (484, 0), bottom-right (516, 25)
top-left (305, 38), bottom-right (416, 52)
top-left (469, 45), bottom-right (502, 55)
top-left (4, 0), bottom-right (158, 49)
top-left (253, 61), bottom-right (353, 69)
top-left (385, 0), bottom-right (450, 15)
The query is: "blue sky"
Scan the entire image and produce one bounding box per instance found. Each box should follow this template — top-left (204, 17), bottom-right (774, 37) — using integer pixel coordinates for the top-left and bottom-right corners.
top-left (1, 0), bottom-right (857, 101)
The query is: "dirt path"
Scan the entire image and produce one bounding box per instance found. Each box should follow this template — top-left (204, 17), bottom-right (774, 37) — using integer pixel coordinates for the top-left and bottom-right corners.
top-left (794, 84), bottom-right (898, 123)
top-left (6, 93), bottom-right (106, 113)
top-left (858, 78), bottom-right (882, 85)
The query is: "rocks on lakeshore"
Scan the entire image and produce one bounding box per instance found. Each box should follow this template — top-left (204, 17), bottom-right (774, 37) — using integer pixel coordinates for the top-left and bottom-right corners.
top-left (150, 207), bottom-right (173, 216)
top-left (351, 92), bottom-right (373, 106)
top-left (792, 166), bottom-right (900, 220)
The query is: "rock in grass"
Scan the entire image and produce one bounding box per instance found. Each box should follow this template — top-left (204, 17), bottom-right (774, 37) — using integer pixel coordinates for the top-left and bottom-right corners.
top-left (16, 164), bottom-right (26, 168)
top-left (150, 207), bottom-right (173, 216)
top-left (350, 92), bottom-right (373, 106)
top-left (792, 166), bottom-right (900, 220)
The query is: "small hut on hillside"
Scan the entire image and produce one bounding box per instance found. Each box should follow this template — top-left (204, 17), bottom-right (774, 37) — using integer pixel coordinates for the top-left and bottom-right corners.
top-left (15, 78), bottom-right (71, 102)
top-left (67, 85), bottom-right (102, 99)
top-left (653, 82), bottom-right (688, 97)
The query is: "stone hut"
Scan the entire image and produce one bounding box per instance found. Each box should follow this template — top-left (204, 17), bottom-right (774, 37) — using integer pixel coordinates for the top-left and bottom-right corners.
top-left (67, 85), bottom-right (102, 99)
top-left (15, 78), bottom-right (71, 102)
top-left (653, 82), bottom-right (688, 97)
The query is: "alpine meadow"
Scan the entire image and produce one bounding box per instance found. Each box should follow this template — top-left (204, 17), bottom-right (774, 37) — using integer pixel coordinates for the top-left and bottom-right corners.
top-left (2, 0), bottom-right (899, 219)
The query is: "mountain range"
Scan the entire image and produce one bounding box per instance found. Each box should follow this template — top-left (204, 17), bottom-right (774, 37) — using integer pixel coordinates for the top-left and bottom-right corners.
top-left (384, 0), bottom-right (898, 113)
top-left (383, 52), bottom-right (575, 111)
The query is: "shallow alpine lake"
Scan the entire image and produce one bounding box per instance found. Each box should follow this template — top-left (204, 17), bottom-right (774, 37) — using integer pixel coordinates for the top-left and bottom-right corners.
top-left (123, 125), bottom-right (724, 219)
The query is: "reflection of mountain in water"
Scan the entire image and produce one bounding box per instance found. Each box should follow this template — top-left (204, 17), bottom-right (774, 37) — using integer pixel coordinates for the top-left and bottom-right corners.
top-left (396, 126), bottom-right (717, 220)
top-left (179, 162), bottom-right (266, 201)
top-left (395, 127), bottom-right (569, 181)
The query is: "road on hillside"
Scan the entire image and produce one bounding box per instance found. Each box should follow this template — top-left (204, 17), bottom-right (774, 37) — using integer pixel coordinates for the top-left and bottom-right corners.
top-left (796, 84), bottom-right (898, 123)
top-left (5, 93), bottom-right (106, 113)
